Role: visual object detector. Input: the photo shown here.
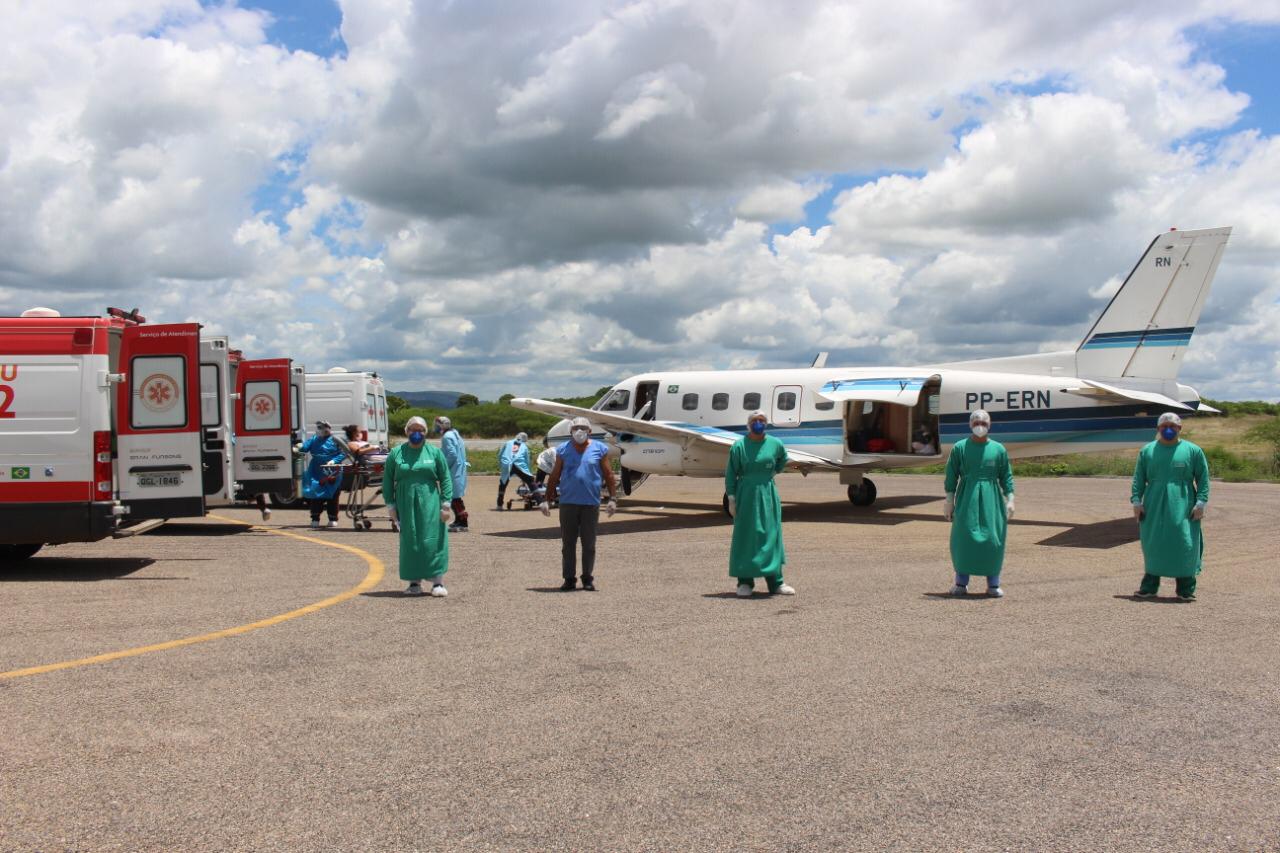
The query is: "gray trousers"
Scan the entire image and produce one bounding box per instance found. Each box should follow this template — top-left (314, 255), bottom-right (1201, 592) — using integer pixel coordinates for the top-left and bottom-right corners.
top-left (559, 503), bottom-right (599, 581)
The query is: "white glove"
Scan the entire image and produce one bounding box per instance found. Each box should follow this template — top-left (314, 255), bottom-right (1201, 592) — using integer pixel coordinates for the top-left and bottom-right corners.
top-left (539, 501), bottom-right (551, 517)
top-left (943, 494), bottom-right (954, 521)
top-left (387, 506), bottom-right (399, 524)
top-left (606, 498), bottom-right (616, 518)
top-left (727, 495), bottom-right (736, 517)
top-left (440, 508), bottom-right (452, 524)
top-left (1005, 496), bottom-right (1015, 520)
top-left (1191, 501), bottom-right (1206, 521)
top-left (1132, 502), bottom-right (1144, 522)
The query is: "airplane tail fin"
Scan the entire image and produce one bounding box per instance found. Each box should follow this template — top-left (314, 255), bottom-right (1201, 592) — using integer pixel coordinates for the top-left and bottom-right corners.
top-left (1076, 227), bottom-right (1231, 380)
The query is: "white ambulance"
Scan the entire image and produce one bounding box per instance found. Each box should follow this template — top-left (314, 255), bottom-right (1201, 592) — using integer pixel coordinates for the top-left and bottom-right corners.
top-left (303, 367), bottom-right (389, 446)
top-left (0, 308), bottom-right (208, 560)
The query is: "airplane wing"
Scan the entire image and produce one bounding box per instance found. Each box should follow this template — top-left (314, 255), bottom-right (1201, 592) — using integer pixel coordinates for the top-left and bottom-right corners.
top-left (509, 397), bottom-right (846, 473)
top-left (1058, 379), bottom-right (1195, 411)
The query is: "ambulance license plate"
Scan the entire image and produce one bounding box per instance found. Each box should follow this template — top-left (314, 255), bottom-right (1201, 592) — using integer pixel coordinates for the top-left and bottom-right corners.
top-left (137, 473), bottom-right (181, 488)
top-left (248, 461), bottom-right (277, 472)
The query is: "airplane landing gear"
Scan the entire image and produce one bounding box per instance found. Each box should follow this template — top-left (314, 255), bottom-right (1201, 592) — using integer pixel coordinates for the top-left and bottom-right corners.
top-left (848, 478), bottom-right (877, 507)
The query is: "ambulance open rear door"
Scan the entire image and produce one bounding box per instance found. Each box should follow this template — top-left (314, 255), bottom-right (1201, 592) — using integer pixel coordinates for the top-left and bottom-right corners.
top-left (234, 358), bottom-right (294, 496)
top-left (115, 323), bottom-right (206, 521)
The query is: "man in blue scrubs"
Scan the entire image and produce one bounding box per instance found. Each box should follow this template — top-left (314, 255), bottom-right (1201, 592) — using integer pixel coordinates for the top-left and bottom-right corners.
top-left (542, 417), bottom-right (617, 591)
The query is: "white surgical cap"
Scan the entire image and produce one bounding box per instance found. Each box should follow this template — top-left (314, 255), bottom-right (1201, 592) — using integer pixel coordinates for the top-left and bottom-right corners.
top-left (435, 415), bottom-right (451, 429)
top-left (1158, 412), bottom-right (1183, 427)
top-left (969, 409), bottom-right (991, 425)
top-left (515, 431), bottom-right (528, 442)
top-left (747, 410), bottom-right (768, 425)
top-left (569, 417), bottom-right (591, 431)
top-left (405, 416), bottom-right (428, 433)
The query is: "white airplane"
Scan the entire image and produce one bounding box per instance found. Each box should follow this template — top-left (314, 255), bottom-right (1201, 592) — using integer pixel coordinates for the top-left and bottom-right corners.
top-left (512, 226), bottom-right (1230, 510)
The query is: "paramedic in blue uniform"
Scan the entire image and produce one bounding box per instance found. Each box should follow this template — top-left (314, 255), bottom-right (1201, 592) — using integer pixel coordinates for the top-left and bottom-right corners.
top-left (300, 420), bottom-right (345, 528)
top-left (435, 415), bottom-right (470, 532)
top-left (496, 432), bottom-right (537, 509)
top-left (541, 417), bottom-right (617, 591)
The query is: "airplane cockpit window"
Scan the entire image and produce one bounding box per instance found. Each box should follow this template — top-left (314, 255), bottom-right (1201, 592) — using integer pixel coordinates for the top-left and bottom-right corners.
top-left (599, 389), bottom-right (630, 411)
top-left (712, 393), bottom-right (729, 410)
top-left (682, 393), bottom-right (699, 411)
top-left (743, 392), bottom-right (761, 410)
top-left (776, 392), bottom-right (797, 411)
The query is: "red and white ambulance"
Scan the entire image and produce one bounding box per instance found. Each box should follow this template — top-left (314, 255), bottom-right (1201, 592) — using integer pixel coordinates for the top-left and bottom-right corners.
top-left (0, 308), bottom-right (208, 560)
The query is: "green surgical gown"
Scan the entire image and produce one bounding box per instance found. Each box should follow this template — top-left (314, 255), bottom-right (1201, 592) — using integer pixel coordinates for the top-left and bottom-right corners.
top-left (383, 442), bottom-right (453, 581)
top-left (1131, 439), bottom-right (1210, 577)
top-left (725, 434), bottom-right (788, 580)
top-left (944, 438), bottom-right (1014, 576)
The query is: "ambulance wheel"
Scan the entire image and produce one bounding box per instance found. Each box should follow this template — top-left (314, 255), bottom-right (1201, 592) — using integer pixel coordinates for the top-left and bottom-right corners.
top-left (269, 492), bottom-right (303, 509)
top-left (848, 479), bottom-right (877, 507)
top-left (0, 543), bottom-right (43, 562)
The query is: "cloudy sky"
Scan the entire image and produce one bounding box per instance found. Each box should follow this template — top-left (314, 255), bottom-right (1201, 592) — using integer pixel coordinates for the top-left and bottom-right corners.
top-left (3, 1), bottom-right (1279, 400)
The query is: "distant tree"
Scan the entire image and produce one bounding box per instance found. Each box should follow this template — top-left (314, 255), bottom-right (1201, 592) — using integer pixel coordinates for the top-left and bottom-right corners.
top-left (499, 393), bottom-right (515, 405)
top-left (456, 393), bottom-right (480, 408)
top-left (386, 394), bottom-right (409, 413)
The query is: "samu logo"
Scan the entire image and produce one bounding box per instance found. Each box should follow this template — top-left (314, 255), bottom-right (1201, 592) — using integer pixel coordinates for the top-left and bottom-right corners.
top-left (139, 374), bottom-right (180, 412)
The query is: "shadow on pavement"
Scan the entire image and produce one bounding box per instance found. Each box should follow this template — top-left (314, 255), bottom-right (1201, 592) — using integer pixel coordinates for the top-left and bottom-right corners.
top-left (0, 557), bottom-right (158, 582)
top-left (527, 586), bottom-right (574, 593)
top-left (1111, 594), bottom-right (1192, 605)
top-left (145, 522), bottom-right (250, 537)
top-left (360, 590), bottom-right (438, 599)
top-left (1038, 517), bottom-right (1138, 549)
top-left (920, 592), bottom-right (1000, 601)
top-left (701, 592), bottom-right (779, 601)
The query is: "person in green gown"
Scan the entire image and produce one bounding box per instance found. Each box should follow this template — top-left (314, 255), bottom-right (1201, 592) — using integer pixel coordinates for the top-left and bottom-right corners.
top-left (943, 409), bottom-right (1015, 597)
top-left (725, 411), bottom-right (795, 598)
top-left (384, 416), bottom-right (454, 597)
top-left (1131, 412), bottom-right (1210, 601)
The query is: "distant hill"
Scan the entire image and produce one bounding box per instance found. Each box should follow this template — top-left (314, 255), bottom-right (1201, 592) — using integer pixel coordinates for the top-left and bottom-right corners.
top-left (391, 390), bottom-right (464, 409)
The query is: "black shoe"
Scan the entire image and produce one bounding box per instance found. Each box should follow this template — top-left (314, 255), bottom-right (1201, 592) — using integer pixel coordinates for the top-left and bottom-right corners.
top-left (560, 579), bottom-right (576, 591)
top-left (582, 579), bottom-right (596, 592)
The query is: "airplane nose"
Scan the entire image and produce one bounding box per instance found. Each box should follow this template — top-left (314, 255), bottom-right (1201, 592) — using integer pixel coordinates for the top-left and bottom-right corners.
top-left (547, 418), bottom-right (571, 441)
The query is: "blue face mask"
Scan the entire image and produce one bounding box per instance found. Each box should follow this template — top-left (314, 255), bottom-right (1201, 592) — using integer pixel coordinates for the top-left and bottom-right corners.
top-left (750, 421), bottom-right (766, 435)
top-left (1160, 426), bottom-right (1178, 440)
top-left (408, 430), bottom-right (425, 445)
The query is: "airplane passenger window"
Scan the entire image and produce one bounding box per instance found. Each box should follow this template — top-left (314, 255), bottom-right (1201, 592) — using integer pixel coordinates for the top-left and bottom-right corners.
top-left (815, 400), bottom-right (835, 411)
top-left (682, 393), bottom-right (699, 411)
top-left (777, 392), bottom-right (797, 411)
top-left (712, 393), bottom-right (729, 410)
top-left (743, 392), bottom-right (761, 410)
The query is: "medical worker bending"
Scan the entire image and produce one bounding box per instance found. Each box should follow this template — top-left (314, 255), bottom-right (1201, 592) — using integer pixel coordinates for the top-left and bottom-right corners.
top-left (435, 416), bottom-right (470, 532)
top-left (542, 417), bottom-right (616, 591)
top-left (944, 410), bottom-right (1015, 597)
top-left (497, 432), bottom-right (536, 509)
top-left (300, 420), bottom-right (346, 529)
top-left (1131, 412), bottom-right (1210, 601)
top-left (384, 416), bottom-right (454, 597)
top-left (725, 411), bottom-right (795, 598)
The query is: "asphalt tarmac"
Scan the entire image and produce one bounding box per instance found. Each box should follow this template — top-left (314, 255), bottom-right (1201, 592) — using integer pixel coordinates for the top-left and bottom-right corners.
top-left (3, 474), bottom-right (1279, 852)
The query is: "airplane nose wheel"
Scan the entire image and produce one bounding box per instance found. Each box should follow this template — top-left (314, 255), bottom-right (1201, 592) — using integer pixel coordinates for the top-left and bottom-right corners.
top-left (847, 479), bottom-right (877, 507)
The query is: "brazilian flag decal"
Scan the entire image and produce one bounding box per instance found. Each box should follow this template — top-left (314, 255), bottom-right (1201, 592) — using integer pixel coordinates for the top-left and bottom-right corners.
top-left (11, 467), bottom-right (30, 479)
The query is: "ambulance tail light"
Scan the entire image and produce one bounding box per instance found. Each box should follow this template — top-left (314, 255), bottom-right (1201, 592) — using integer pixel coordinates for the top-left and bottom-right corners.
top-left (94, 430), bottom-right (113, 496)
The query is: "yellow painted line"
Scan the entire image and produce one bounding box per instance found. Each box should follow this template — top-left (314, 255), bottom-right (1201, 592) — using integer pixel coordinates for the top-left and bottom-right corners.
top-left (0, 513), bottom-right (385, 682)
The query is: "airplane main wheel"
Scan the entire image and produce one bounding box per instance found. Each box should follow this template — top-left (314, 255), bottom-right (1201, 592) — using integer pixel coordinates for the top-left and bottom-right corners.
top-left (848, 479), bottom-right (877, 507)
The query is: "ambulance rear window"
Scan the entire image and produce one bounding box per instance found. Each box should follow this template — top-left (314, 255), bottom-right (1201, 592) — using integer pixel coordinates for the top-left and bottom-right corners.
top-left (200, 364), bottom-right (221, 427)
top-left (130, 355), bottom-right (189, 430)
top-left (242, 381), bottom-right (283, 431)
top-left (291, 385), bottom-right (300, 431)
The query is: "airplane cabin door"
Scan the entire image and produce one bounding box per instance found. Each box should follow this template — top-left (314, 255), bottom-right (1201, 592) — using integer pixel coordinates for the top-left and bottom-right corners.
top-left (771, 385), bottom-right (803, 427)
top-left (234, 358), bottom-right (294, 495)
top-left (115, 323), bottom-right (206, 520)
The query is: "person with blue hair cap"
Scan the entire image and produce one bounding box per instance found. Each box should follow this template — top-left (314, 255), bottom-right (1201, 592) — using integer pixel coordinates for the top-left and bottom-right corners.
top-left (496, 431), bottom-right (535, 510)
top-left (1131, 412), bottom-right (1210, 601)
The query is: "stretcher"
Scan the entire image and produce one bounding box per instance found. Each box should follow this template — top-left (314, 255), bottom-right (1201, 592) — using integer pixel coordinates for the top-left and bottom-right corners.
top-left (320, 446), bottom-right (394, 530)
